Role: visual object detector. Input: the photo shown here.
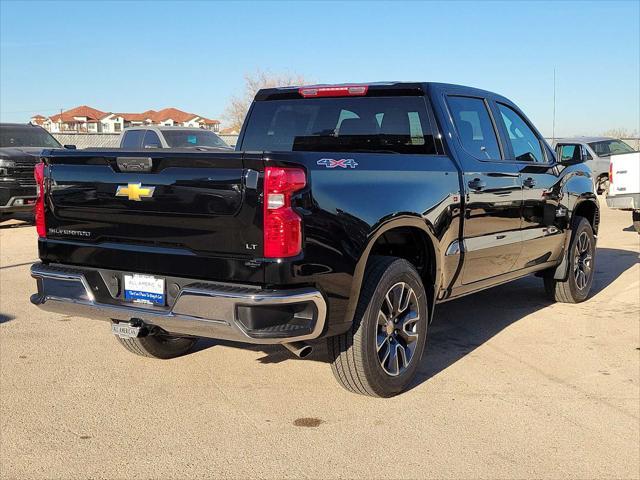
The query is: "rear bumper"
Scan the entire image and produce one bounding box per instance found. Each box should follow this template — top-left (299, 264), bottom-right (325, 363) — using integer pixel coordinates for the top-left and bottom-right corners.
top-left (606, 193), bottom-right (639, 210)
top-left (0, 183), bottom-right (36, 211)
top-left (30, 263), bottom-right (327, 344)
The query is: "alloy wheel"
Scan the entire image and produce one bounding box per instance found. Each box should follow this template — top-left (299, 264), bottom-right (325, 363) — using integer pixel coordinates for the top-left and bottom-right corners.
top-left (573, 231), bottom-right (593, 290)
top-left (376, 282), bottom-right (420, 376)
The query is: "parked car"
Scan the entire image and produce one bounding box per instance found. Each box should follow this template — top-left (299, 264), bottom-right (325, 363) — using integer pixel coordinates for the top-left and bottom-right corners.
top-left (0, 123), bottom-right (69, 220)
top-left (554, 137), bottom-right (636, 194)
top-left (118, 126), bottom-right (231, 150)
top-left (606, 151), bottom-right (640, 233)
top-left (30, 82), bottom-right (599, 397)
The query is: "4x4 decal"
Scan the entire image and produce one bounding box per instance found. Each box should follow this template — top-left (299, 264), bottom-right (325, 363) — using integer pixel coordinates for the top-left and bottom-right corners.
top-left (317, 158), bottom-right (358, 169)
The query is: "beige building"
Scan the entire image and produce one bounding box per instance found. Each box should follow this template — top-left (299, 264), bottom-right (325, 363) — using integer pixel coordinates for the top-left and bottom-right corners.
top-left (32, 106), bottom-right (220, 133)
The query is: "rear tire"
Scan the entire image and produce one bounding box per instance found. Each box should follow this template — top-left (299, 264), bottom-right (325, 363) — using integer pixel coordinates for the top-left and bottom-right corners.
top-left (544, 217), bottom-right (595, 303)
top-left (633, 210), bottom-right (640, 234)
top-left (328, 256), bottom-right (428, 397)
top-left (116, 334), bottom-right (197, 359)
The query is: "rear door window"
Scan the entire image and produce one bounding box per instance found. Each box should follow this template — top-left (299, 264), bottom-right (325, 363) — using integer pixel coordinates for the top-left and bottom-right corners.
top-left (121, 130), bottom-right (144, 148)
top-left (241, 96), bottom-right (437, 154)
top-left (447, 96), bottom-right (501, 160)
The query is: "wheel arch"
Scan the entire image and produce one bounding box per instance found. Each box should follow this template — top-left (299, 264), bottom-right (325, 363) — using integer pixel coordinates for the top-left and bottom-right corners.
top-left (553, 196), bottom-right (599, 281)
top-left (343, 216), bottom-right (441, 327)
top-left (572, 197), bottom-right (600, 234)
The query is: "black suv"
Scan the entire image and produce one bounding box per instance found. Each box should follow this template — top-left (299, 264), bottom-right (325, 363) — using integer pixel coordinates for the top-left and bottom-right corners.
top-left (0, 123), bottom-right (63, 219)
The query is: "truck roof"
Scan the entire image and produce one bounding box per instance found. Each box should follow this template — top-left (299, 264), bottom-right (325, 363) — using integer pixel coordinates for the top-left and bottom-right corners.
top-left (122, 125), bottom-right (212, 132)
top-left (0, 122), bottom-right (44, 128)
top-left (255, 82), bottom-right (512, 103)
top-left (555, 136), bottom-right (616, 144)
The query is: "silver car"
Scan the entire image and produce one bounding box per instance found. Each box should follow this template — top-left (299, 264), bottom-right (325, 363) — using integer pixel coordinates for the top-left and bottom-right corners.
top-left (118, 126), bottom-right (232, 151)
top-left (553, 137), bottom-right (636, 194)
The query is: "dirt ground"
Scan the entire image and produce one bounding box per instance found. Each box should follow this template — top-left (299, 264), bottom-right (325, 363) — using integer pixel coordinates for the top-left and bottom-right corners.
top-left (1, 202), bottom-right (638, 479)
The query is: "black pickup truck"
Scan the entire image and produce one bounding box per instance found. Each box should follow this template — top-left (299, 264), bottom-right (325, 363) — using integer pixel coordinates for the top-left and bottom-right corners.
top-left (30, 83), bottom-right (599, 397)
top-left (0, 123), bottom-right (64, 220)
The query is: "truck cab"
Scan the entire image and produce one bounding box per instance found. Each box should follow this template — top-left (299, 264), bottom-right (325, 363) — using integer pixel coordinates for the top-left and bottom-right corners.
top-left (118, 126), bottom-right (232, 151)
top-left (554, 137), bottom-right (636, 194)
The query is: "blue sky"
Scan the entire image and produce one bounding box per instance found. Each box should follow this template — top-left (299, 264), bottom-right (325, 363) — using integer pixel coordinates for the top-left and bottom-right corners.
top-left (1, 0), bottom-right (638, 136)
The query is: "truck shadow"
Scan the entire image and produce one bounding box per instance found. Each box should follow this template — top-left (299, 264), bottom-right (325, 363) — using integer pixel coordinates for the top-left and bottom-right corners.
top-left (0, 313), bottom-right (16, 324)
top-left (0, 217), bottom-right (33, 229)
top-left (192, 247), bottom-right (638, 388)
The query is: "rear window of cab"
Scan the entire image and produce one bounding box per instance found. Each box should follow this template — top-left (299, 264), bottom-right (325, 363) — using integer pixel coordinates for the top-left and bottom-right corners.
top-left (241, 96), bottom-right (437, 154)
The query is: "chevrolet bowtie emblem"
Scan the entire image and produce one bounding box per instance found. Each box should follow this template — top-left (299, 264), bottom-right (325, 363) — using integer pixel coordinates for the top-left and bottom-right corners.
top-left (115, 183), bottom-right (155, 201)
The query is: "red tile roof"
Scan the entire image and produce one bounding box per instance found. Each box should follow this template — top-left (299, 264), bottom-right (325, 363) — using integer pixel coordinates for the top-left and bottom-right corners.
top-left (115, 110), bottom-right (157, 122)
top-left (30, 115), bottom-right (46, 125)
top-left (49, 105), bottom-right (108, 123)
top-left (42, 105), bottom-right (219, 126)
top-left (152, 108), bottom-right (198, 123)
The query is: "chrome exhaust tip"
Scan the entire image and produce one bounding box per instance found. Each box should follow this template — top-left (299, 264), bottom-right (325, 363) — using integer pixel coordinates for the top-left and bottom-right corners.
top-left (283, 341), bottom-right (313, 358)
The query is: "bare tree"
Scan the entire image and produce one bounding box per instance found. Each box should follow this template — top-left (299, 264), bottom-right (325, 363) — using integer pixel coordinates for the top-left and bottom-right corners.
top-left (601, 128), bottom-right (638, 139)
top-left (223, 70), bottom-right (311, 132)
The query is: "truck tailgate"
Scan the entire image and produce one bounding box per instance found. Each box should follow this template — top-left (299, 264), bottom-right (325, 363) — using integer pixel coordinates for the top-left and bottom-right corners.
top-left (609, 152), bottom-right (640, 197)
top-left (40, 150), bottom-right (264, 283)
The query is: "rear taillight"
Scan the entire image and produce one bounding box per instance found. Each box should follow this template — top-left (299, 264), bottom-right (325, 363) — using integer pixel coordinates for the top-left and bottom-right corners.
top-left (609, 161), bottom-right (613, 188)
top-left (263, 166), bottom-right (306, 258)
top-left (34, 162), bottom-right (46, 237)
top-left (299, 84), bottom-right (369, 98)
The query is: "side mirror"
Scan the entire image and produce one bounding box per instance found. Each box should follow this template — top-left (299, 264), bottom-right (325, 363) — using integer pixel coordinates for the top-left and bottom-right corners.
top-left (63, 144), bottom-right (77, 150)
top-left (556, 144), bottom-right (586, 166)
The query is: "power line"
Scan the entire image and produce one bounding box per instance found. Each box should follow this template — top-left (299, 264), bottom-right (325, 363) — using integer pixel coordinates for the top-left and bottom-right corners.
top-left (0, 108), bottom-right (61, 114)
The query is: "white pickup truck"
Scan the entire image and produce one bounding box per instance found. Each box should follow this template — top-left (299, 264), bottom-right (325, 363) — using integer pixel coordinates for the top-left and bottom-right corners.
top-left (606, 152), bottom-right (640, 232)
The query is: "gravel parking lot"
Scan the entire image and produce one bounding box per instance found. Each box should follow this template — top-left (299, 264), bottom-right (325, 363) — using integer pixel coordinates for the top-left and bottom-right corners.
top-left (1, 203), bottom-right (638, 479)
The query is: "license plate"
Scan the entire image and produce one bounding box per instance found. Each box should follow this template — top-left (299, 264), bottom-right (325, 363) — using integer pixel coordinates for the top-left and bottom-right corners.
top-left (124, 274), bottom-right (165, 305)
top-left (112, 323), bottom-right (141, 338)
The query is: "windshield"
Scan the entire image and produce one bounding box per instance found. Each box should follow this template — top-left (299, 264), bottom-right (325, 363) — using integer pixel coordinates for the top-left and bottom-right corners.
top-left (0, 125), bottom-right (61, 148)
top-left (240, 96), bottom-right (437, 154)
top-left (161, 130), bottom-right (228, 148)
top-left (588, 140), bottom-right (635, 157)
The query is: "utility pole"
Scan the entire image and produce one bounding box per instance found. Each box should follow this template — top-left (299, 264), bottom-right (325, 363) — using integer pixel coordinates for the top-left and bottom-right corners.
top-left (552, 68), bottom-right (557, 144)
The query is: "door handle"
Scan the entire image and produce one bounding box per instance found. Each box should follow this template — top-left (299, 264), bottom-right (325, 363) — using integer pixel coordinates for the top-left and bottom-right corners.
top-left (468, 178), bottom-right (486, 191)
top-left (523, 177), bottom-right (536, 188)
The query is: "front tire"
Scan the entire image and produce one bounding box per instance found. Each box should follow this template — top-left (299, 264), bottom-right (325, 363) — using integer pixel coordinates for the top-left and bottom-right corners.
top-left (544, 217), bottom-right (596, 303)
top-left (328, 256), bottom-right (428, 397)
top-left (116, 334), bottom-right (197, 359)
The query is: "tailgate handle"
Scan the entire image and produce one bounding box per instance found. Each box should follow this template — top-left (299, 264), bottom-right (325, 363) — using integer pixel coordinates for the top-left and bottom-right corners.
top-left (116, 157), bottom-right (153, 172)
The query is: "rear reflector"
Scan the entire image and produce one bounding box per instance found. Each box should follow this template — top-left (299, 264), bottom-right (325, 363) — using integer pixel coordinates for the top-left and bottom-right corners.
top-left (299, 85), bottom-right (369, 98)
top-left (263, 167), bottom-right (306, 258)
top-left (34, 162), bottom-right (46, 237)
top-left (609, 161), bottom-right (613, 187)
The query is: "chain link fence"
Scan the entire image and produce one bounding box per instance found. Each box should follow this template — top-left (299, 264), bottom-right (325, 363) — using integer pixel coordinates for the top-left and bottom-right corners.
top-left (52, 133), bottom-right (240, 149)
